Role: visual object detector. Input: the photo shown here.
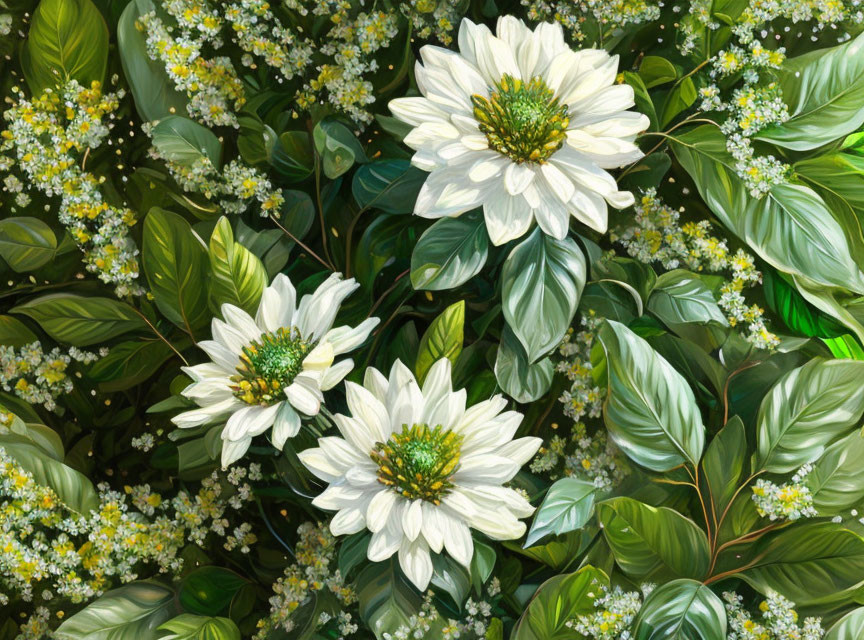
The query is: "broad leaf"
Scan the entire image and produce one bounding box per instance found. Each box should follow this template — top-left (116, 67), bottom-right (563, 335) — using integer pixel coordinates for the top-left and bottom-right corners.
top-left (179, 567), bottom-right (248, 616)
top-left (525, 478), bottom-right (596, 547)
top-left (494, 326), bottom-right (554, 404)
top-left (357, 558), bottom-right (422, 640)
top-left (411, 211), bottom-right (489, 291)
top-left (826, 608), bottom-right (864, 640)
top-left (11, 294), bottom-right (149, 346)
top-left (0, 217), bottom-right (57, 272)
top-left (151, 116), bottom-right (222, 169)
top-left (21, 0), bottom-right (108, 95)
top-left (159, 615), bottom-right (240, 640)
top-left (208, 217), bottom-right (267, 315)
top-left (88, 341), bottom-right (174, 392)
top-left (55, 581), bottom-right (175, 640)
top-left (754, 357), bottom-right (864, 473)
top-left (701, 417), bottom-right (746, 520)
top-left (313, 118), bottom-right (367, 179)
top-left (0, 315), bottom-right (38, 347)
top-left (352, 160), bottom-right (425, 214)
top-left (597, 497), bottom-right (710, 580)
top-left (415, 300), bottom-right (464, 384)
top-left (807, 430), bottom-right (864, 515)
top-left (631, 579), bottom-right (726, 640)
top-left (757, 32), bottom-right (864, 150)
top-left (595, 320), bottom-right (705, 472)
top-left (511, 566), bottom-right (609, 640)
top-left (648, 270), bottom-right (727, 327)
top-left (143, 208), bottom-right (210, 336)
top-left (502, 229), bottom-right (586, 363)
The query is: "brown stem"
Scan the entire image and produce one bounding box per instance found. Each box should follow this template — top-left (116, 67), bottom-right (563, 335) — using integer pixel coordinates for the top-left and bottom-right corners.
top-left (723, 360), bottom-right (761, 424)
top-left (268, 214), bottom-right (334, 271)
top-left (130, 308), bottom-right (189, 366)
top-left (367, 269), bottom-right (410, 319)
top-left (704, 553), bottom-right (766, 586)
top-left (314, 158), bottom-right (336, 270)
top-left (707, 523), bottom-right (783, 577)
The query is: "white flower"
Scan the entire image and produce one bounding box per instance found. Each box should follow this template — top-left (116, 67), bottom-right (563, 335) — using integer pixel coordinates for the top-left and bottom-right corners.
top-left (298, 358), bottom-right (542, 590)
top-left (389, 16), bottom-right (648, 245)
top-left (173, 273), bottom-right (379, 467)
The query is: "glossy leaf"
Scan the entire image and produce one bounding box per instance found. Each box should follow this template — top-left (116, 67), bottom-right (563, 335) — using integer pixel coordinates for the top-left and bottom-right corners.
top-left (648, 270), bottom-right (727, 327)
top-left (357, 558), bottom-right (422, 640)
top-left (631, 579), bottom-right (726, 640)
top-left (179, 567), bottom-right (248, 616)
top-left (501, 229), bottom-right (586, 363)
top-left (352, 160), bottom-right (426, 213)
top-left (151, 116), bottom-right (222, 169)
top-left (494, 326), bottom-right (554, 404)
top-left (597, 497), bottom-right (710, 580)
top-left (701, 417), bottom-right (746, 521)
top-left (754, 357), bottom-right (864, 473)
top-left (595, 320), bottom-right (705, 472)
top-left (525, 478), bottom-right (595, 547)
top-left (208, 217), bottom-right (267, 315)
top-left (825, 608), bottom-right (864, 640)
top-left (0, 217), bottom-right (58, 272)
top-left (313, 118), bottom-right (367, 179)
top-left (415, 300), bottom-right (464, 384)
top-left (159, 615), bottom-right (240, 640)
top-left (410, 211), bottom-right (489, 291)
top-left (807, 430), bottom-right (864, 515)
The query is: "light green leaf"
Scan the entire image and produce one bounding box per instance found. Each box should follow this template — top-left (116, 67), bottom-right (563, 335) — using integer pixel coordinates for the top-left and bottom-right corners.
top-left (178, 566), bottom-right (248, 616)
top-left (88, 341), bottom-right (174, 392)
top-left (757, 32), bottom-right (864, 150)
top-left (502, 229), bottom-right (586, 363)
top-left (511, 566), bottom-right (609, 640)
top-left (431, 555), bottom-right (470, 610)
top-left (411, 211), bottom-right (489, 291)
top-left (415, 300), bottom-right (464, 384)
top-left (357, 558), bottom-right (422, 640)
top-left (648, 270), bottom-right (727, 327)
top-left (661, 77), bottom-right (697, 127)
top-left (739, 522), bottom-right (864, 606)
top-left (313, 118), bottom-right (367, 179)
top-left (597, 497), bottom-right (710, 580)
top-left (595, 320), bottom-right (705, 472)
top-left (208, 217), bottom-right (267, 315)
top-left (754, 357), bottom-right (864, 473)
top-left (0, 437), bottom-right (98, 514)
top-left (21, 0), bottom-right (108, 95)
top-left (352, 160), bottom-right (426, 214)
top-left (11, 294), bottom-right (149, 346)
top-left (807, 430), bottom-right (864, 515)
top-left (143, 208), bottom-right (210, 335)
top-left (0, 315), bottom-right (38, 347)
top-left (117, 0), bottom-right (188, 122)
top-left (525, 478), bottom-right (595, 547)
top-left (151, 116), bottom-right (221, 168)
top-left (631, 579), bottom-right (726, 640)
top-left (159, 615), bottom-right (239, 640)
top-left (639, 56), bottom-right (678, 88)
top-left (55, 581), bottom-right (175, 640)
top-left (702, 417), bottom-right (746, 520)
top-left (0, 217), bottom-right (58, 272)
top-left (494, 326), bottom-right (554, 404)
top-left (671, 125), bottom-right (864, 295)
top-left (825, 607), bottom-right (864, 640)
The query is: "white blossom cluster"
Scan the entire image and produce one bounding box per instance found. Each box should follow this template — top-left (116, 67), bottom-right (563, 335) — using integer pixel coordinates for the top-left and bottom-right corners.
top-left (614, 189), bottom-right (779, 349)
top-left (521, 0), bottom-right (660, 42)
top-left (568, 584), bottom-right (654, 639)
top-left (399, 0), bottom-right (463, 45)
top-left (1, 81), bottom-right (143, 296)
top-left (725, 591), bottom-right (823, 640)
top-left (751, 463), bottom-right (818, 521)
top-left (382, 590), bottom-right (499, 640)
top-left (0, 342), bottom-right (104, 411)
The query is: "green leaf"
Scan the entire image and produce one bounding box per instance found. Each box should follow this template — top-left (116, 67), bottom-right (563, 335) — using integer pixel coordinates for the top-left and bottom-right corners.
top-left (502, 229), bottom-right (586, 362)
top-left (0, 315), bottom-right (38, 347)
top-left (525, 478), bottom-right (595, 547)
top-left (117, 0), bottom-right (188, 122)
top-left (825, 607), bottom-right (864, 640)
top-left (353, 214), bottom-right (414, 291)
top-left (0, 437), bottom-right (99, 514)
top-left (143, 208), bottom-right (210, 335)
top-left (313, 118), bottom-right (367, 179)
top-left (595, 320), bottom-right (705, 472)
top-left (757, 32), bottom-right (864, 150)
top-left (622, 71), bottom-right (658, 131)
top-left (660, 77), bottom-right (697, 127)
top-left (410, 211), bottom-right (489, 291)
top-left (631, 579), bottom-right (726, 640)
top-left (179, 567), bottom-right (249, 616)
top-left (670, 125), bottom-right (864, 295)
top-left (357, 558), bottom-right (422, 640)
top-left (494, 326), bottom-right (554, 404)
top-left (754, 357), bottom-right (864, 473)
top-left (159, 615), bottom-right (240, 640)
top-left (21, 0), bottom-right (108, 95)
top-left (470, 541), bottom-right (496, 593)
top-left (807, 430), bottom-right (864, 515)
top-left (208, 217), bottom-right (267, 315)
top-left (270, 130), bottom-right (315, 182)
top-left (702, 417), bottom-right (746, 521)
top-left (88, 340), bottom-right (174, 392)
top-left (511, 566), bottom-right (609, 640)
top-left (763, 268), bottom-right (845, 339)
top-left (11, 294), bottom-right (149, 346)
top-left (352, 160), bottom-right (426, 214)
top-left (0, 217), bottom-right (58, 272)
top-left (639, 56), bottom-right (678, 88)
top-left (415, 300), bottom-right (464, 384)
top-left (55, 581), bottom-right (175, 640)
top-left (597, 497), bottom-right (710, 580)
top-left (648, 270), bottom-right (728, 327)
top-left (431, 554), bottom-right (471, 610)
top-left (739, 522), bottom-right (864, 606)
top-left (151, 116), bottom-right (221, 169)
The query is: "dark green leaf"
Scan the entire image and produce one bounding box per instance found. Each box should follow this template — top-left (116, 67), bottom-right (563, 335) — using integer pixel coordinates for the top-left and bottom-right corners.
top-left (410, 211), bottom-right (489, 291)
top-left (352, 160), bottom-right (426, 214)
top-left (631, 579), bottom-right (726, 640)
top-left (494, 326), bottom-right (554, 404)
top-left (0, 217), bottom-right (58, 272)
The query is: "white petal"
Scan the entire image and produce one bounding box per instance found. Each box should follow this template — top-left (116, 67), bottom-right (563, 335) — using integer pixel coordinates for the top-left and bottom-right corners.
top-left (211, 319), bottom-right (249, 356)
top-left (569, 188), bottom-right (608, 233)
top-left (284, 374), bottom-right (323, 416)
top-left (346, 381), bottom-right (391, 442)
top-left (271, 402), bottom-right (301, 449)
top-left (482, 189), bottom-right (533, 246)
top-left (415, 166), bottom-right (489, 218)
top-left (402, 499), bottom-right (423, 542)
top-left (398, 537), bottom-right (433, 590)
top-left (540, 162), bottom-right (576, 203)
top-left (323, 318), bottom-right (380, 356)
top-left (334, 413), bottom-right (380, 455)
top-left (221, 305), bottom-right (261, 339)
top-left (442, 517), bottom-right (474, 567)
top-left (454, 453), bottom-right (520, 484)
top-left (581, 111), bottom-right (650, 138)
top-left (221, 437), bottom-right (252, 468)
top-left (421, 502), bottom-right (444, 553)
top-left (320, 359), bottom-right (354, 391)
top-left (468, 153), bottom-right (508, 183)
top-left (504, 162), bottom-right (536, 195)
top-left (495, 436), bottom-right (543, 467)
top-left (312, 483), bottom-right (369, 511)
top-left (389, 96), bottom-right (450, 126)
top-left (256, 273), bottom-right (296, 333)
top-left (294, 274), bottom-right (359, 340)
top-left (404, 121), bottom-right (461, 150)
top-left (457, 18), bottom-right (490, 66)
top-left (473, 31), bottom-right (521, 85)
top-left (224, 404), bottom-right (280, 440)
top-left (198, 339), bottom-right (240, 372)
top-left (368, 518), bottom-right (403, 562)
top-left (318, 436), bottom-right (367, 472)
top-left (298, 446), bottom-right (344, 484)
top-left (331, 508), bottom-right (367, 535)
top-left (363, 366), bottom-right (390, 403)
top-left (172, 397), bottom-right (240, 428)
top-left (367, 489), bottom-right (400, 533)
top-left (303, 341), bottom-right (335, 371)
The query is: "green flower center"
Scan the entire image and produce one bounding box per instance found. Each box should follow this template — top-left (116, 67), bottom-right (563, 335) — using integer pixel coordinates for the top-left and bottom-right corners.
top-left (371, 423), bottom-right (463, 504)
top-left (472, 74), bottom-right (570, 164)
top-left (230, 327), bottom-right (312, 406)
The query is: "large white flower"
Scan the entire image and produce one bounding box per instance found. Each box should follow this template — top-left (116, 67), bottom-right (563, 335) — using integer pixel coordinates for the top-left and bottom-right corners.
top-left (389, 16), bottom-right (648, 245)
top-left (298, 358), bottom-right (541, 590)
top-left (173, 273), bottom-right (379, 468)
